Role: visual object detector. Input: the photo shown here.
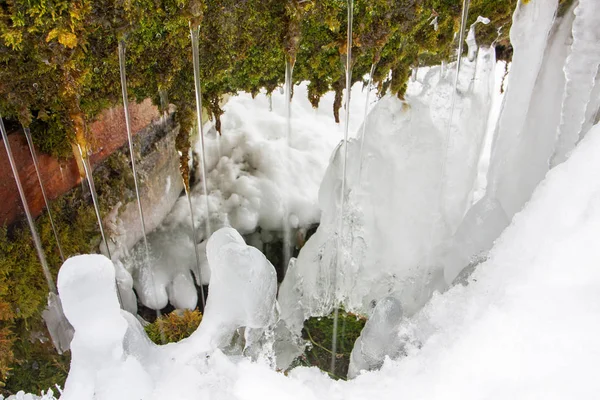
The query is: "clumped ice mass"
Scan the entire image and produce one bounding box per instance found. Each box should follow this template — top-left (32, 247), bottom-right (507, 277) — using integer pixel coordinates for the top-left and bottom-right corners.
top-left (7, 0), bottom-right (600, 398)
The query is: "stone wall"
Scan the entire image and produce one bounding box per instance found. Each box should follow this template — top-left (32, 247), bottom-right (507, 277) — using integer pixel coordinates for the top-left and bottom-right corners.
top-left (0, 100), bottom-right (160, 226)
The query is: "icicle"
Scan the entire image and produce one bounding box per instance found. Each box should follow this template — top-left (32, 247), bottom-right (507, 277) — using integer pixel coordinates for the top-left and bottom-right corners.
top-left (23, 126), bottom-right (65, 261)
top-left (551, 0), bottom-right (600, 167)
top-left (579, 66), bottom-right (600, 140)
top-left (118, 40), bottom-right (152, 263)
top-left (190, 24), bottom-right (212, 242)
top-left (1, 116), bottom-right (73, 353)
top-left (466, 16), bottom-right (491, 62)
top-left (282, 57), bottom-right (295, 275)
top-left (357, 62), bottom-right (377, 183)
top-left (331, 0), bottom-right (354, 375)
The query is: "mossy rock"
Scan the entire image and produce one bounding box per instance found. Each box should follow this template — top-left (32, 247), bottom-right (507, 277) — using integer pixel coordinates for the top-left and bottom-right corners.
top-left (1, 0), bottom-right (518, 158)
top-left (298, 309), bottom-right (367, 380)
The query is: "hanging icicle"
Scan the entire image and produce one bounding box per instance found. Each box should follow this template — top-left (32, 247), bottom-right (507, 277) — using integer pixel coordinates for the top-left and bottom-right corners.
top-left (282, 56), bottom-right (296, 275)
top-left (23, 126), bottom-right (65, 262)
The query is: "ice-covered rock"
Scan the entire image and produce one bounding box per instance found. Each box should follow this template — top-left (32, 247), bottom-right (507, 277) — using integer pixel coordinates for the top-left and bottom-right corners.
top-left (58, 255), bottom-right (152, 400)
top-left (185, 227), bottom-right (278, 355)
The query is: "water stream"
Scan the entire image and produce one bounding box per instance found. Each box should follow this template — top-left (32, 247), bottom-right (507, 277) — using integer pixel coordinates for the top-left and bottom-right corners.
top-left (118, 40), bottom-right (152, 263)
top-left (1, 117), bottom-right (56, 293)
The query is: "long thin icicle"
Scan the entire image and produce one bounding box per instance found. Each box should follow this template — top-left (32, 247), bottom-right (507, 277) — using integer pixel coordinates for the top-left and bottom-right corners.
top-left (190, 24), bottom-right (212, 243)
top-left (23, 126), bottom-right (65, 262)
top-left (331, 0), bottom-right (353, 375)
top-left (1, 116), bottom-right (56, 293)
top-left (183, 180), bottom-right (206, 309)
top-left (118, 40), bottom-right (152, 262)
top-left (282, 57), bottom-right (295, 275)
top-left (551, 0), bottom-right (600, 167)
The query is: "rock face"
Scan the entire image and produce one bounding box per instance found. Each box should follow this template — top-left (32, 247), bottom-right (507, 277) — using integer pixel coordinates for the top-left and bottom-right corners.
top-left (101, 121), bottom-right (184, 260)
top-left (0, 99), bottom-right (160, 226)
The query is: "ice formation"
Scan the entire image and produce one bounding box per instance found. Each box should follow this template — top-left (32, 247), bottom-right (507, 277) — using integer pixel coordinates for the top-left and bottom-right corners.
top-left (125, 81), bottom-right (375, 309)
top-left (282, 40), bottom-right (498, 322)
top-left (184, 227), bottom-right (278, 354)
top-left (551, 0), bottom-right (600, 166)
top-left (347, 296), bottom-right (405, 379)
top-left (44, 123), bottom-right (600, 400)
top-left (57, 255), bottom-right (153, 400)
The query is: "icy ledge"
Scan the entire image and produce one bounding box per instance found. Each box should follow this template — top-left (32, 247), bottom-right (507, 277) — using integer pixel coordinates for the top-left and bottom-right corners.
top-left (13, 124), bottom-right (600, 400)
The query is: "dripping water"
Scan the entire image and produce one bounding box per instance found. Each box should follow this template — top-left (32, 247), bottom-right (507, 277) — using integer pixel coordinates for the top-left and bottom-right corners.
top-left (2, 116), bottom-right (73, 353)
top-left (190, 24), bottom-right (212, 242)
top-left (331, 0), bottom-right (354, 375)
top-left (118, 40), bottom-right (152, 264)
top-left (23, 126), bottom-right (65, 262)
top-left (77, 144), bottom-right (112, 260)
top-left (1, 117), bottom-right (56, 293)
top-left (183, 180), bottom-right (207, 309)
top-left (282, 56), bottom-right (295, 275)
top-left (119, 40), bottom-right (164, 337)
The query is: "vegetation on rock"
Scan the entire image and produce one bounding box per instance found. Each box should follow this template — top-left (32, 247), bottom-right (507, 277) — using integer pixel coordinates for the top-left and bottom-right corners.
top-left (145, 309), bottom-right (203, 344)
top-left (1, 0), bottom-right (517, 158)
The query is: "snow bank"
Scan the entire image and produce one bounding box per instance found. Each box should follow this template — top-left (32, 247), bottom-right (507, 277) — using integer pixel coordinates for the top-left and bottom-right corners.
top-left (52, 123), bottom-right (600, 400)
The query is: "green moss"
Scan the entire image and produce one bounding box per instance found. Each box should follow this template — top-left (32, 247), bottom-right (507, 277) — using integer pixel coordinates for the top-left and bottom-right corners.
top-left (1, 0), bottom-right (519, 159)
top-left (299, 309), bottom-right (366, 380)
top-left (145, 309), bottom-right (203, 344)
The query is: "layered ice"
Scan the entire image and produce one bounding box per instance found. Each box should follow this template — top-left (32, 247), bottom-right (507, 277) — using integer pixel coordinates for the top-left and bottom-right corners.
top-left (551, 0), bottom-right (600, 166)
top-left (283, 39), bottom-right (498, 322)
